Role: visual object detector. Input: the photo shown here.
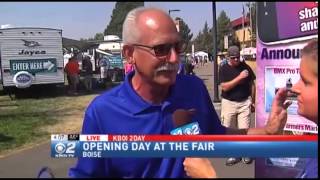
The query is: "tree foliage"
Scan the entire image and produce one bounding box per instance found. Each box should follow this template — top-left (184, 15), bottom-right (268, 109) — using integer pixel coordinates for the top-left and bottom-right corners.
top-left (175, 17), bottom-right (193, 53)
top-left (216, 10), bottom-right (231, 51)
top-left (191, 22), bottom-right (213, 52)
top-left (189, 10), bottom-right (242, 55)
top-left (104, 2), bottom-right (144, 38)
top-left (201, 22), bottom-right (213, 53)
top-left (192, 31), bottom-right (203, 52)
top-left (246, 2), bottom-right (256, 43)
top-left (94, 33), bottom-right (104, 41)
top-left (79, 32), bottom-right (103, 42)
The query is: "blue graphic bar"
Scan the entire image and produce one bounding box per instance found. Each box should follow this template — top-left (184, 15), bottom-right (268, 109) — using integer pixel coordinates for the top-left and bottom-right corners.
top-left (51, 141), bottom-right (317, 158)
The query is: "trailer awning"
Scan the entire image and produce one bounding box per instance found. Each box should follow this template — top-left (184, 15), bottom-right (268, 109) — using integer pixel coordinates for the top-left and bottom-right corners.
top-left (95, 48), bottom-right (113, 56)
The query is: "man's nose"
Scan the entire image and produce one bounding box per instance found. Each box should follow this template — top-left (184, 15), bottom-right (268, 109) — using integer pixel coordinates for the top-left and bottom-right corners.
top-left (167, 47), bottom-right (179, 63)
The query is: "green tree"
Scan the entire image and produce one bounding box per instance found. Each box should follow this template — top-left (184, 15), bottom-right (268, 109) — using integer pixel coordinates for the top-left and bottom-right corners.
top-left (190, 22), bottom-right (214, 58)
top-left (94, 33), bottom-right (104, 41)
top-left (175, 17), bottom-right (193, 53)
top-left (246, 2), bottom-right (256, 46)
top-left (104, 2), bottom-right (144, 38)
top-left (201, 21), bottom-right (213, 54)
top-left (216, 10), bottom-right (232, 52)
top-left (192, 31), bottom-right (203, 52)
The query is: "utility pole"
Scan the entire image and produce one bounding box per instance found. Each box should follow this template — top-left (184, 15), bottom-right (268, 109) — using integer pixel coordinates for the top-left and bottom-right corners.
top-left (249, 2), bottom-right (253, 47)
top-left (242, 3), bottom-right (246, 49)
top-left (212, 2), bottom-right (220, 102)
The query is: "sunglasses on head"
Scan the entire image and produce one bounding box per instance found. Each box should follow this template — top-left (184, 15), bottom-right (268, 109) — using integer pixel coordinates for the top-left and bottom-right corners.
top-left (132, 41), bottom-right (185, 58)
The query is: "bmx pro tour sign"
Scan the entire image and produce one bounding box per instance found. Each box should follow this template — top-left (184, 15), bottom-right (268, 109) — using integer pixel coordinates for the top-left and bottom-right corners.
top-left (10, 58), bottom-right (57, 75)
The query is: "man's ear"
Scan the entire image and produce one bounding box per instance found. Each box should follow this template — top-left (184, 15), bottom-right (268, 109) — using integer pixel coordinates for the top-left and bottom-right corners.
top-left (122, 45), bottom-right (135, 64)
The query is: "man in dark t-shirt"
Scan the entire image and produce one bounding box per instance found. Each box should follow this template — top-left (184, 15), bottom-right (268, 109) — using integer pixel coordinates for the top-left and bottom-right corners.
top-left (82, 56), bottom-right (93, 92)
top-left (219, 46), bottom-right (256, 166)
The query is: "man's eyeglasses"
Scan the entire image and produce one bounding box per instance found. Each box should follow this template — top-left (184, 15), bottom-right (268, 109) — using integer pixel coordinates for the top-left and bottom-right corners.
top-left (131, 41), bottom-right (186, 58)
top-left (229, 56), bottom-right (240, 61)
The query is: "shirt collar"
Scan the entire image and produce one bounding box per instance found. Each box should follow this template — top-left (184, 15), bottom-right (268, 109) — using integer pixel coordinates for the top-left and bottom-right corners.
top-left (122, 71), bottom-right (151, 114)
top-left (122, 71), bottom-right (187, 114)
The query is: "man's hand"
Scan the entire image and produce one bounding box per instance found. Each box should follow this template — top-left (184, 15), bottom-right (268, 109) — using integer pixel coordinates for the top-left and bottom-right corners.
top-left (265, 88), bottom-right (292, 134)
top-left (238, 69), bottom-right (249, 80)
top-left (183, 158), bottom-right (217, 178)
top-left (250, 103), bottom-right (255, 113)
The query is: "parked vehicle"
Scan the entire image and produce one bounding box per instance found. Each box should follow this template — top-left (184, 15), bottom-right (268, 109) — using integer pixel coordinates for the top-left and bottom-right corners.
top-left (0, 27), bottom-right (64, 91)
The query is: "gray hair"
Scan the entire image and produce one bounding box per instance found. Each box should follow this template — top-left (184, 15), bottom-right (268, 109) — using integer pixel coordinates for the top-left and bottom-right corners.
top-left (122, 7), bottom-right (168, 45)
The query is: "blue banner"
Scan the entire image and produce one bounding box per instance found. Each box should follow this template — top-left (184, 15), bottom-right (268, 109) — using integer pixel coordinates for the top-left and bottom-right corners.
top-left (51, 141), bottom-right (317, 158)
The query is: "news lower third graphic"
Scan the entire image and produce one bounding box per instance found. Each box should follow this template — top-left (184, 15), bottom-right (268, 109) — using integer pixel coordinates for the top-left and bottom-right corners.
top-left (51, 134), bottom-right (317, 158)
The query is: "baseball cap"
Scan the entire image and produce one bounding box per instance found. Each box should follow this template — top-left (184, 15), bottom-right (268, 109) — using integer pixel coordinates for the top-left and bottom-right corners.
top-left (228, 46), bottom-right (240, 58)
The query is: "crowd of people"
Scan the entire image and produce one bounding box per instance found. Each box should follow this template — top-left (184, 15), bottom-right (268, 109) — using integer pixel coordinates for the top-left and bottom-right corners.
top-left (178, 56), bottom-right (211, 76)
top-left (64, 54), bottom-right (129, 95)
top-left (64, 55), bottom-right (93, 95)
top-left (63, 50), bottom-right (210, 96)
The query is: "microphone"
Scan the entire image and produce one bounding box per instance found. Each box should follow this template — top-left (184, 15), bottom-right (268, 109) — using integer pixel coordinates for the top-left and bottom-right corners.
top-left (170, 109), bottom-right (200, 135)
top-left (171, 109), bottom-right (202, 178)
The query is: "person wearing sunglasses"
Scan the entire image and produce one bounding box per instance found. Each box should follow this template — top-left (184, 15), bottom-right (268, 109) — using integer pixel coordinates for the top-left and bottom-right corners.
top-left (69, 7), bottom-right (225, 178)
top-left (218, 46), bottom-right (256, 166)
top-left (69, 7), bottom-right (289, 178)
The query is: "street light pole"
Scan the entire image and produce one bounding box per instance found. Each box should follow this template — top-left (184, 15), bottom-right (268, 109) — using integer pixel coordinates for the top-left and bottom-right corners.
top-left (168, 9), bottom-right (181, 16)
top-left (168, 9), bottom-right (181, 32)
top-left (249, 2), bottom-right (253, 47)
top-left (212, 2), bottom-right (220, 102)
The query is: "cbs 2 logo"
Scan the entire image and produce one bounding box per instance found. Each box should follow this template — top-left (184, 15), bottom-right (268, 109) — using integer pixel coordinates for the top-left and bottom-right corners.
top-left (55, 142), bottom-right (76, 154)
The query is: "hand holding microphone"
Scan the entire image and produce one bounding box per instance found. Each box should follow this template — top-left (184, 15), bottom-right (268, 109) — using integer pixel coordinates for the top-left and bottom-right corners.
top-left (171, 109), bottom-right (217, 178)
top-left (171, 109), bottom-right (199, 135)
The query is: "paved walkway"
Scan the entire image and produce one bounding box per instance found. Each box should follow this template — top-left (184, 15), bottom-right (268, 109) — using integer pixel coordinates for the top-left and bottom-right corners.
top-left (0, 141), bottom-right (75, 178)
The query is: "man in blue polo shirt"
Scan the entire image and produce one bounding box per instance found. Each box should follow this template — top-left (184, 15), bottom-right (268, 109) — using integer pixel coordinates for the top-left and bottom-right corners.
top-left (69, 7), bottom-right (288, 178)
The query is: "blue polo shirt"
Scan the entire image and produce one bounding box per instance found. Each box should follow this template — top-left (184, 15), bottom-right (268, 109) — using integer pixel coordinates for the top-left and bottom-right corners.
top-left (296, 158), bottom-right (318, 178)
top-left (69, 71), bottom-right (226, 178)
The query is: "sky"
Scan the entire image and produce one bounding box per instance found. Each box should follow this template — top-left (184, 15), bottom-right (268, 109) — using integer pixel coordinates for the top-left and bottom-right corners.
top-left (0, 2), bottom-right (248, 40)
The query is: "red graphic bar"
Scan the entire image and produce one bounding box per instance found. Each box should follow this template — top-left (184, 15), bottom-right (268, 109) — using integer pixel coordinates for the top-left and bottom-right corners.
top-left (107, 135), bottom-right (318, 141)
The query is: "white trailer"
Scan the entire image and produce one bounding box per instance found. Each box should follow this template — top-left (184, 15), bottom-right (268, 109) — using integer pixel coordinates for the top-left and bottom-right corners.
top-left (0, 27), bottom-right (64, 89)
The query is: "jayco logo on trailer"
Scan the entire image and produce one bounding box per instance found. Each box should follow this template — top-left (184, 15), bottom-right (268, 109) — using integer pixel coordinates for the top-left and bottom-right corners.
top-left (21, 39), bottom-right (41, 47)
top-left (13, 71), bottom-right (34, 88)
top-left (18, 39), bottom-right (46, 56)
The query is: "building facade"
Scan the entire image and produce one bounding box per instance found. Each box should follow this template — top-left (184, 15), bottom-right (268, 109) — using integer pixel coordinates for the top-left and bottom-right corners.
top-left (231, 16), bottom-right (255, 48)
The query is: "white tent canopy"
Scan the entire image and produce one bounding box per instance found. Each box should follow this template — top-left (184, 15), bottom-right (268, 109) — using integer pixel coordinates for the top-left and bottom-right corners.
top-left (194, 51), bottom-right (208, 56)
top-left (240, 47), bottom-right (256, 56)
top-left (194, 51), bottom-right (209, 60)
